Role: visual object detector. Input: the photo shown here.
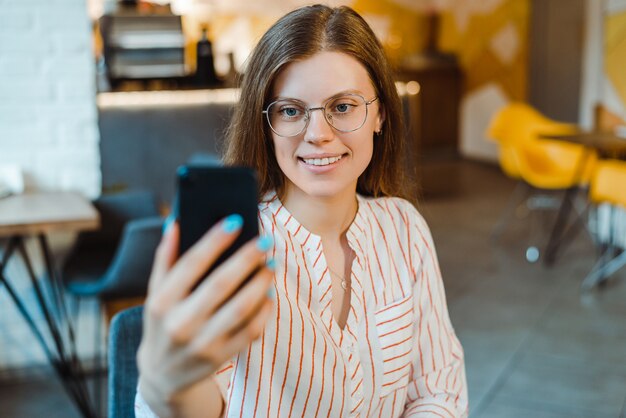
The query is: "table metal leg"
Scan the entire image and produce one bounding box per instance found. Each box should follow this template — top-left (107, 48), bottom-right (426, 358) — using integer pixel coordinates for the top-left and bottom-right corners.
top-left (581, 247), bottom-right (626, 290)
top-left (0, 236), bottom-right (97, 418)
top-left (542, 187), bottom-right (591, 266)
top-left (543, 188), bottom-right (574, 265)
top-left (38, 234), bottom-right (105, 417)
top-left (37, 235), bottom-right (83, 373)
top-left (582, 204), bottom-right (626, 290)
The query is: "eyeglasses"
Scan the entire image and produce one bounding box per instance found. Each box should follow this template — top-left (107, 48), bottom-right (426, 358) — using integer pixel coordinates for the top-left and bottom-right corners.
top-left (262, 94), bottom-right (378, 138)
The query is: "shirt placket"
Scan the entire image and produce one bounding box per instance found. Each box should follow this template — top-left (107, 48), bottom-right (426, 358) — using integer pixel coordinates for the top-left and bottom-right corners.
top-left (345, 230), bottom-right (367, 417)
top-left (344, 330), bottom-right (365, 417)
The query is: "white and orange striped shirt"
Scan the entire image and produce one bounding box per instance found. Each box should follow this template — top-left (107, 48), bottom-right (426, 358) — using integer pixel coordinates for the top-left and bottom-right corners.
top-left (136, 192), bottom-right (468, 417)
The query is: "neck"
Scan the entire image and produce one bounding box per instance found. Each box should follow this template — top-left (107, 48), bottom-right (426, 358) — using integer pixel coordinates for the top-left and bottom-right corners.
top-left (280, 185), bottom-right (358, 240)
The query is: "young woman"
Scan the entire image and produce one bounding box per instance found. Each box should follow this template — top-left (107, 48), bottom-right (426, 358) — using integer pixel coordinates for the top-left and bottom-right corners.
top-left (136, 5), bottom-right (468, 417)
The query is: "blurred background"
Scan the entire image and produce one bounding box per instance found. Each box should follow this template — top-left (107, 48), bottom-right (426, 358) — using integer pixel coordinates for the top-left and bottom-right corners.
top-left (1, 0), bottom-right (626, 417)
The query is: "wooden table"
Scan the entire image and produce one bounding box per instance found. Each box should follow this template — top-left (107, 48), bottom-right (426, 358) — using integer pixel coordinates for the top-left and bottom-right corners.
top-left (0, 192), bottom-right (99, 236)
top-left (541, 131), bottom-right (626, 158)
top-left (0, 192), bottom-right (99, 417)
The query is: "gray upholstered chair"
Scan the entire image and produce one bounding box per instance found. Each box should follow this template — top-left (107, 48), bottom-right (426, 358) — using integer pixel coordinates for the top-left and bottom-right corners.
top-left (62, 190), bottom-right (162, 300)
top-left (61, 190), bottom-right (161, 415)
top-left (108, 305), bottom-right (144, 418)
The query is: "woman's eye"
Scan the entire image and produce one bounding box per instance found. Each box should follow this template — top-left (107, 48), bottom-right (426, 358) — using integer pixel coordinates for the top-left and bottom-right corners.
top-left (333, 103), bottom-right (354, 113)
top-left (280, 107), bottom-right (301, 117)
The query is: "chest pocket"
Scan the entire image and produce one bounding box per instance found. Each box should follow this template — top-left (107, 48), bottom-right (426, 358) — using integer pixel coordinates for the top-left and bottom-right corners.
top-left (374, 294), bottom-right (415, 397)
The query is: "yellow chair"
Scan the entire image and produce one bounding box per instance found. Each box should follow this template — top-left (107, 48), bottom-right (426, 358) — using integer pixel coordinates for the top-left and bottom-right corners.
top-left (488, 102), bottom-right (596, 188)
top-left (582, 159), bottom-right (626, 289)
top-left (487, 103), bottom-right (597, 263)
top-left (486, 103), bottom-right (528, 180)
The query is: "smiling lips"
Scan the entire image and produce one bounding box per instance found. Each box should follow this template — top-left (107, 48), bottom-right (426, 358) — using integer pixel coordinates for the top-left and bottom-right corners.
top-left (300, 155), bottom-right (344, 166)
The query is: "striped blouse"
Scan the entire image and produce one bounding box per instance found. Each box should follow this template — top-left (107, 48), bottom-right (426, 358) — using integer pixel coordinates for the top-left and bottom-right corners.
top-left (136, 192), bottom-right (468, 417)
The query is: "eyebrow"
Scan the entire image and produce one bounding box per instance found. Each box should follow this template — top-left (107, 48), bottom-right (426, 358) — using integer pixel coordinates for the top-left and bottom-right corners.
top-left (271, 89), bottom-right (367, 103)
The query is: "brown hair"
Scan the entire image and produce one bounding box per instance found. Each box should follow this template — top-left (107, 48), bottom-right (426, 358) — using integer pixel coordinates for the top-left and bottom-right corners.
top-left (223, 4), bottom-right (409, 201)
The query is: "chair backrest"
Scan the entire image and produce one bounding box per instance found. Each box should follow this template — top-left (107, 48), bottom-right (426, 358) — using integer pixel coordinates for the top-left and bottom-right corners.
top-left (62, 190), bottom-right (162, 297)
top-left (108, 305), bottom-right (144, 418)
top-left (486, 103), bottom-right (547, 179)
top-left (187, 152), bottom-right (222, 166)
top-left (486, 102), bottom-right (584, 187)
top-left (590, 160), bottom-right (626, 208)
top-left (98, 216), bottom-right (163, 300)
top-left (78, 190), bottom-right (160, 248)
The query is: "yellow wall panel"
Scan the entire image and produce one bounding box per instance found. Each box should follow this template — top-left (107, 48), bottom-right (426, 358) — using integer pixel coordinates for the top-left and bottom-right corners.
top-left (605, 11), bottom-right (626, 109)
top-left (352, 0), bottom-right (425, 64)
top-left (438, 0), bottom-right (529, 100)
top-left (186, 1), bottom-right (530, 102)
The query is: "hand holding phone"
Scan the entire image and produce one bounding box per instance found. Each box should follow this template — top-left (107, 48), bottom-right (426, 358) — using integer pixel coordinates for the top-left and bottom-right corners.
top-left (137, 165), bottom-right (275, 417)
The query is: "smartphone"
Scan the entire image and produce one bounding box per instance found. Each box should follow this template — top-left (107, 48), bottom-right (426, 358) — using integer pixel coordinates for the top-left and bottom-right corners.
top-left (175, 165), bottom-right (260, 280)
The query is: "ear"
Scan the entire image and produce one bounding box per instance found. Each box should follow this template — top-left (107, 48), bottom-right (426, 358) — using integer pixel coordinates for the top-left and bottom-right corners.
top-left (375, 104), bottom-right (386, 133)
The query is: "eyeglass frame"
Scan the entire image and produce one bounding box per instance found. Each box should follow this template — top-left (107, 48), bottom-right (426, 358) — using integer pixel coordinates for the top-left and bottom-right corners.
top-left (262, 94), bottom-right (379, 138)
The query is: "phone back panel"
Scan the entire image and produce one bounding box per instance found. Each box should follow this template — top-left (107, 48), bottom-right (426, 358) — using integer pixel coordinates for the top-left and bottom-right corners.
top-left (176, 165), bottom-right (259, 276)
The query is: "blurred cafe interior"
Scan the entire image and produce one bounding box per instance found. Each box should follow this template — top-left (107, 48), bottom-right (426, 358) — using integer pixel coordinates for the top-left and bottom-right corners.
top-left (1, 0), bottom-right (626, 417)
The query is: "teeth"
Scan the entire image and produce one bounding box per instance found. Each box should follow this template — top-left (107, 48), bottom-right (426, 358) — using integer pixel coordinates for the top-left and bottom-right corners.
top-left (303, 155), bottom-right (342, 166)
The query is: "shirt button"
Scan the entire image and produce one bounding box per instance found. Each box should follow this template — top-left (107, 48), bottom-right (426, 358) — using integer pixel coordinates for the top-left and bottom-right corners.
top-left (355, 390), bottom-right (363, 398)
top-left (347, 344), bottom-right (355, 353)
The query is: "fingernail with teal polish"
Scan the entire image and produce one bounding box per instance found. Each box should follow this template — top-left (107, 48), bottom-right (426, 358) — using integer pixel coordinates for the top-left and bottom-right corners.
top-left (267, 286), bottom-right (276, 299)
top-left (266, 258), bottom-right (276, 271)
top-left (222, 214), bottom-right (243, 233)
top-left (162, 215), bottom-right (175, 234)
top-left (256, 236), bottom-right (274, 252)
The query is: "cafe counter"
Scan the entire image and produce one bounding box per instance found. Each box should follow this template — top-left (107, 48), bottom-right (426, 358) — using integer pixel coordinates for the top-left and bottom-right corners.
top-left (97, 89), bottom-right (238, 205)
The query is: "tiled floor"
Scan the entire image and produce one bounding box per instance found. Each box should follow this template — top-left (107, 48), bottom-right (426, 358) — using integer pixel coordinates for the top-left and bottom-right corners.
top-left (1, 159), bottom-right (625, 417)
top-left (0, 370), bottom-right (103, 418)
top-left (420, 159), bottom-right (626, 418)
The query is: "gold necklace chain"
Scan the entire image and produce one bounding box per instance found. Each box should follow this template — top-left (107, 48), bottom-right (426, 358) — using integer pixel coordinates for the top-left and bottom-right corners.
top-left (328, 266), bottom-right (350, 290)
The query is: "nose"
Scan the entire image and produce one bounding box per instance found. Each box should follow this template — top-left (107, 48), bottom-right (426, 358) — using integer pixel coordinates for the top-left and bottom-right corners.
top-left (303, 107), bottom-right (334, 143)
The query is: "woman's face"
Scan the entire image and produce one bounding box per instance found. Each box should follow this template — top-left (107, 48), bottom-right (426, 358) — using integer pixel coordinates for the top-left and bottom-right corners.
top-left (269, 51), bottom-right (383, 201)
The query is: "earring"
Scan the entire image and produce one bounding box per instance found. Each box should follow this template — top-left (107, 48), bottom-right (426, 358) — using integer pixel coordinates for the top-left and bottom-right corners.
top-left (375, 129), bottom-right (383, 136)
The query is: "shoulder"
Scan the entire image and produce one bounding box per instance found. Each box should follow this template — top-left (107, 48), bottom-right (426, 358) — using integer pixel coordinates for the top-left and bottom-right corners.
top-left (358, 195), bottom-right (425, 226)
top-left (358, 195), bottom-right (434, 250)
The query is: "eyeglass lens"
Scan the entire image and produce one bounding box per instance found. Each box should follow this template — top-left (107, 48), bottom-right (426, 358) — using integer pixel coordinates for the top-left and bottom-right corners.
top-left (266, 95), bottom-right (369, 137)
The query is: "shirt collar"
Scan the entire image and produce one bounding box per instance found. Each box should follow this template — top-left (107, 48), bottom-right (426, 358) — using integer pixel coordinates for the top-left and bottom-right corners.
top-left (260, 191), bottom-right (367, 252)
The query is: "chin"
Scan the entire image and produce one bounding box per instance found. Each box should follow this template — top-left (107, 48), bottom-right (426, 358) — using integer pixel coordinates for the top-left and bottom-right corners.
top-left (294, 181), bottom-right (356, 200)
top-left (305, 188), bottom-right (342, 199)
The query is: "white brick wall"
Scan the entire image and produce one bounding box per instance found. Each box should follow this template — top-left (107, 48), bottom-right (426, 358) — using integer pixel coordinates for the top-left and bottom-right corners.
top-left (0, 0), bottom-right (101, 198)
top-left (0, 0), bottom-right (102, 370)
